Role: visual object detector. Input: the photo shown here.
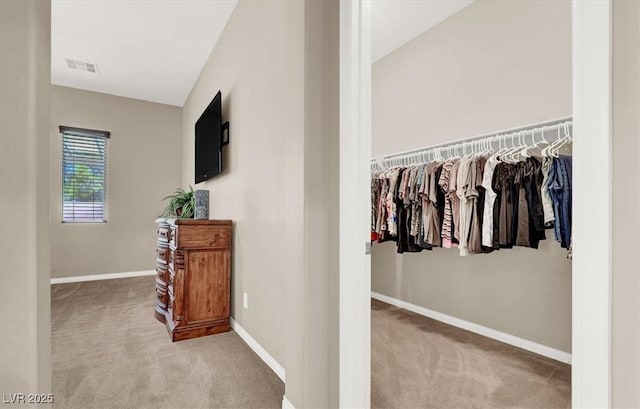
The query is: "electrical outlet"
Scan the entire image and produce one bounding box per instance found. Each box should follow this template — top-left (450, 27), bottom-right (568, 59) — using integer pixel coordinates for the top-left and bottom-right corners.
top-left (243, 292), bottom-right (248, 309)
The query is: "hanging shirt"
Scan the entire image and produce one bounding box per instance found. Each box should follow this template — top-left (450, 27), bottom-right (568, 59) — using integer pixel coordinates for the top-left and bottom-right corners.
top-left (375, 171), bottom-right (389, 236)
top-left (481, 156), bottom-right (499, 248)
top-left (421, 163), bottom-right (442, 247)
top-left (541, 157), bottom-right (555, 227)
top-left (493, 162), bottom-right (517, 248)
top-left (523, 157), bottom-right (546, 248)
top-left (456, 156), bottom-right (473, 256)
top-left (467, 156), bottom-right (486, 254)
top-left (371, 174), bottom-right (381, 240)
top-left (385, 169), bottom-right (401, 236)
top-left (515, 161), bottom-right (531, 247)
top-left (409, 166), bottom-right (421, 237)
top-left (438, 160), bottom-right (456, 248)
top-left (449, 160), bottom-right (461, 244)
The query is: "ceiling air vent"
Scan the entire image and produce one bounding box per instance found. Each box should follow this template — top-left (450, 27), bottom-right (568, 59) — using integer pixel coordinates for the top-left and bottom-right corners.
top-left (65, 58), bottom-right (99, 74)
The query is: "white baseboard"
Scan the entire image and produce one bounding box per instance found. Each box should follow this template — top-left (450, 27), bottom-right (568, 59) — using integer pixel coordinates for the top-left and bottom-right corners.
top-left (371, 291), bottom-right (572, 364)
top-left (50, 270), bottom-right (156, 285)
top-left (281, 396), bottom-right (295, 409)
top-left (230, 317), bottom-right (286, 382)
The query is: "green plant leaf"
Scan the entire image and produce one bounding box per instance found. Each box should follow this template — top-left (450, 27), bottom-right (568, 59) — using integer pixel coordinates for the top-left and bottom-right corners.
top-left (160, 186), bottom-right (196, 218)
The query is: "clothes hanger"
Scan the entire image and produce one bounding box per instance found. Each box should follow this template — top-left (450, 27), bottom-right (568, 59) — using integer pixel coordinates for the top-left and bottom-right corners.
top-left (502, 133), bottom-right (515, 163)
top-left (553, 122), bottom-right (573, 157)
top-left (531, 126), bottom-right (544, 157)
top-left (518, 129), bottom-right (533, 158)
top-left (517, 130), bottom-right (533, 160)
top-left (540, 128), bottom-right (552, 157)
top-left (515, 131), bottom-right (526, 162)
top-left (544, 125), bottom-right (564, 157)
top-left (464, 141), bottom-right (473, 159)
top-left (484, 137), bottom-right (492, 156)
top-left (512, 131), bottom-right (525, 162)
top-left (490, 135), bottom-right (499, 155)
top-left (517, 131), bottom-right (526, 162)
top-left (547, 123), bottom-right (569, 158)
top-left (490, 134), bottom-right (505, 162)
top-left (501, 133), bottom-right (513, 163)
top-left (534, 126), bottom-right (550, 156)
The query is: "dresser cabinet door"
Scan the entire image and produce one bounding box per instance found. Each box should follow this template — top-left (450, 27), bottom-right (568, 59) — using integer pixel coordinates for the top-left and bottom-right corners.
top-left (170, 249), bottom-right (185, 325)
top-left (184, 248), bottom-right (230, 325)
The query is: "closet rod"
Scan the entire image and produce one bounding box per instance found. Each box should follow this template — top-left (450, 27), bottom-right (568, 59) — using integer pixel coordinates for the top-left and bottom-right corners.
top-left (373, 116), bottom-right (572, 166)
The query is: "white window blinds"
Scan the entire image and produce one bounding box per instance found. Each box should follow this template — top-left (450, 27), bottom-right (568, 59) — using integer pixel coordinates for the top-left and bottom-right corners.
top-left (60, 126), bottom-right (110, 223)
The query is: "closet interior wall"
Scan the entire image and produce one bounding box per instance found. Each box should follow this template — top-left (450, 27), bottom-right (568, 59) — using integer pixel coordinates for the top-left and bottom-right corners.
top-left (371, 0), bottom-right (572, 353)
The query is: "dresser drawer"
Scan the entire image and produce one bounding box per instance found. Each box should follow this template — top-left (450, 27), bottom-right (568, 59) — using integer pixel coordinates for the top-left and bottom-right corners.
top-left (157, 262), bottom-right (169, 280)
top-left (156, 274), bottom-right (168, 289)
top-left (170, 225), bottom-right (177, 248)
top-left (156, 287), bottom-right (168, 308)
top-left (156, 246), bottom-right (169, 264)
top-left (173, 225), bottom-right (231, 248)
top-left (157, 226), bottom-right (170, 242)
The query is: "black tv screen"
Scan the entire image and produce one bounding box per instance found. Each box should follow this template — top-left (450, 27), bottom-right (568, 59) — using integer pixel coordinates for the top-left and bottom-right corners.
top-left (195, 91), bottom-right (222, 184)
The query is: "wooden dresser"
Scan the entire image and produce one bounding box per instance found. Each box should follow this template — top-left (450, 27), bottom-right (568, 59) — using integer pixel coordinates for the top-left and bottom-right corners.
top-left (154, 218), bottom-right (232, 341)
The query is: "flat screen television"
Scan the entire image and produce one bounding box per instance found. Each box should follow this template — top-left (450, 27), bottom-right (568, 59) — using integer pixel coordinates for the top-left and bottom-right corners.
top-left (195, 90), bottom-right (225, 184)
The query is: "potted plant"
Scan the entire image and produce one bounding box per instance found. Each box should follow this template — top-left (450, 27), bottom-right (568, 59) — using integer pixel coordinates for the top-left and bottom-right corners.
top-left (160, 186), bottom-right (195, 218)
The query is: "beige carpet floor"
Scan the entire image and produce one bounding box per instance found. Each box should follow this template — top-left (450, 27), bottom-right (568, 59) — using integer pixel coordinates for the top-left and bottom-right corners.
top-left (51, 276), bottom-right (284, 409)
top-left (52, 277), bottom-right (570, 409)
top-left (372, 299), bottom-right (571, 409)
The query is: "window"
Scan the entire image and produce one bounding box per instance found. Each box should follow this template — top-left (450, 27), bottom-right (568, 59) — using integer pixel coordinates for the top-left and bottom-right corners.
top-left (60, 126), bottom-right (110, 223)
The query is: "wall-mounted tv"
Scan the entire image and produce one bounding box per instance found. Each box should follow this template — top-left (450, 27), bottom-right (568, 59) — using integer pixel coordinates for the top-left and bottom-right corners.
top-left (195, 90), bottom-right (229, 184)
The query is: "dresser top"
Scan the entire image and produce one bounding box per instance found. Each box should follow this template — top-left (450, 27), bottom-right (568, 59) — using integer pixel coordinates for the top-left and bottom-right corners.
top-left (173, 219), bottom-right (232, 225)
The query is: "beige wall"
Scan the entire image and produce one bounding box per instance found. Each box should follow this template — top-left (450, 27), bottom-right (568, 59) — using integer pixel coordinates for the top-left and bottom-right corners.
top-left (372, 0), bottom-right (572, 352)
top-left (299, 1), bottom-right (339, 406)
top-left (50, 86), bottom-right (182, 278)
top-left (182, 0), bottom-right (303, 373)
top-left (0, 0), bottom-right (52, 397)
top-left (182, 1), bottom-right (340, 407)
top-left (373, 0), bottom-right (572, 157)
top-left (612, 0), bottom-right (640, 407)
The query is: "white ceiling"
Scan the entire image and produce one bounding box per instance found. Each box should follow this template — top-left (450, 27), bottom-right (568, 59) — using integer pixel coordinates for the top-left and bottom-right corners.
top-left (52, 0), bottom-right (471, 106)
top-left (371, 0), bottom-right (474, 63)
top-left (51, 0), bottom-right (238, 107)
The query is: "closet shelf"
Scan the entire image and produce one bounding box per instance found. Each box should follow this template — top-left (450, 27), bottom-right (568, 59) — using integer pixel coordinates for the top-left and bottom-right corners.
top-left (372, 116), bottom-right (572, 170)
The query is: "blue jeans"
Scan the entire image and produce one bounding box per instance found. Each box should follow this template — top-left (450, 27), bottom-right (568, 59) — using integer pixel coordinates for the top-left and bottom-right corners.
top-left (547, 156), bottom-right (572, 248)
